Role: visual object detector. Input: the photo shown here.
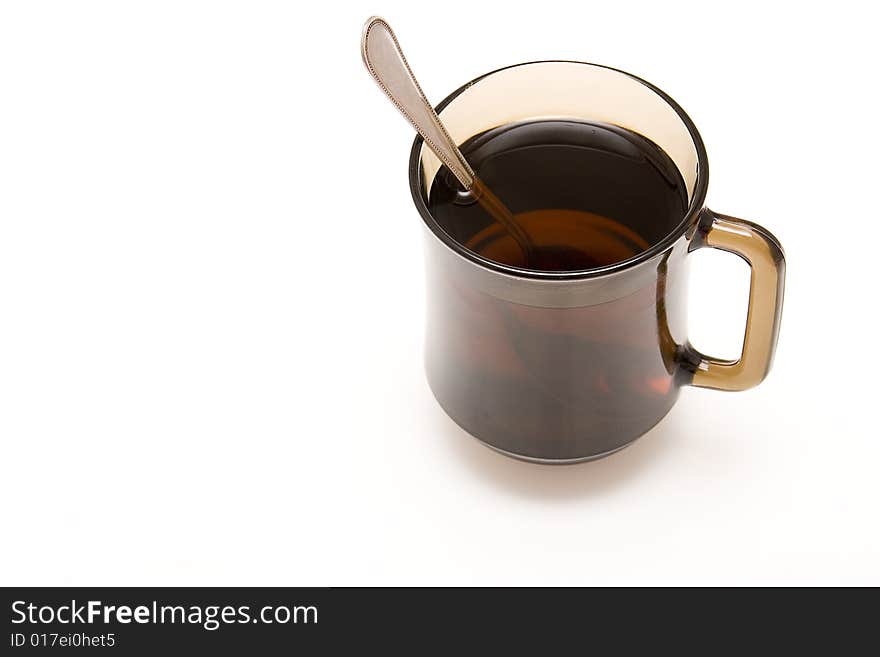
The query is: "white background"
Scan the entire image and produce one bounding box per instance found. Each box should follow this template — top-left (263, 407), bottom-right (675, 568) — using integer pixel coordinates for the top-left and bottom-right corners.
top-left (1, 1), bottom-right (877, 586)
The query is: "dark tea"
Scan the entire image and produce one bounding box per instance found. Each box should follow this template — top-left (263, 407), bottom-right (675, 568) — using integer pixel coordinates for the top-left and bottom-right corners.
top-left (428, 119), bottom-right (687, 272)
top-left (423, 120), bottom-right (690, 460)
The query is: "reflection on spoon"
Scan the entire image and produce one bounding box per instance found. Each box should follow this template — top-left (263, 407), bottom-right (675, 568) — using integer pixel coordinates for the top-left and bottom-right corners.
top-left (360, 16), bottom-right (534, 264)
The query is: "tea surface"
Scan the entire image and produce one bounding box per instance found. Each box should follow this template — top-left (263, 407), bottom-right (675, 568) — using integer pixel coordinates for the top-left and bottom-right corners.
top-left (427, 119), bottom-right (687, 270)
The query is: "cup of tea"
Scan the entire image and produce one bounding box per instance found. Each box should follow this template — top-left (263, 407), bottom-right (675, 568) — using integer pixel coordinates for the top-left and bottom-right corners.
top-left (409, 61), bottom-right (785, 463)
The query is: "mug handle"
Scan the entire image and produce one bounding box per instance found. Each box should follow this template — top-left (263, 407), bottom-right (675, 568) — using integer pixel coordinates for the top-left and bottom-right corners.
top-left (685, 209), bottom-right (786, 391)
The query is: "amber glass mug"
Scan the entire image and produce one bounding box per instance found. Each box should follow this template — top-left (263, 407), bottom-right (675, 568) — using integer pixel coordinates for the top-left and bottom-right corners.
top-left (409, 62), bottom-right (785, 463)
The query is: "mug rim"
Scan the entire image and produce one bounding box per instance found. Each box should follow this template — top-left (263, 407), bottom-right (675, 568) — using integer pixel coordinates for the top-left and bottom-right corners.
top-left (408, 60), bottom-right (710, 281)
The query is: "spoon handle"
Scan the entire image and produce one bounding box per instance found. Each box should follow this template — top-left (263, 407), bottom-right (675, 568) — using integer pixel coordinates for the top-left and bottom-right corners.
top-left (361, 17), bottom-right (535, 265)
top-left (361, 17), bottom-right (475, 189)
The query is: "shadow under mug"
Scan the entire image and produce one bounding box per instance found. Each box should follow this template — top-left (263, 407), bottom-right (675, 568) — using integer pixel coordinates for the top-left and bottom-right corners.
top-left (408, 61), bottom-right (785, 464)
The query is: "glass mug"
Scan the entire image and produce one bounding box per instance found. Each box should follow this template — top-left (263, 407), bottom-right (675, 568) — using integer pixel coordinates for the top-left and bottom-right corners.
top-left (408, 61), bottom-right (785, 463)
